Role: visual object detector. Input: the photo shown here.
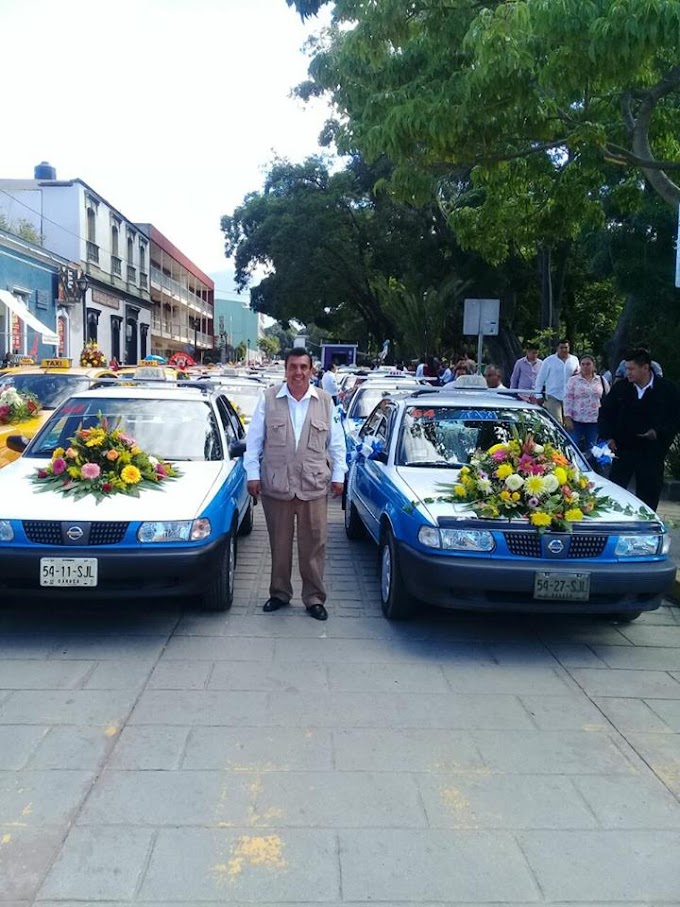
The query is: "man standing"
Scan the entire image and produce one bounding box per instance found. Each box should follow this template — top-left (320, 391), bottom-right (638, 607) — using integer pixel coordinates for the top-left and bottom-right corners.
top-left (598, 348), bottom-right (680, 510)
top-left (244, 348), bottom-right (347, 620)
top-left (510, 343), bottom-right (543, 391)
top-left (484, 365), bottom-right (505, 389)
top-left (321, 360), bottom-right (339, 404)
top-left (533, 339), bottom-right (579, 423)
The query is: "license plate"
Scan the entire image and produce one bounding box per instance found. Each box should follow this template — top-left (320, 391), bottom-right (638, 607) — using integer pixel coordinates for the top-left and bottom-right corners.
top-left (40, 558), bottom-right (98, 587)
top-left (534, 571), bottom-right (590, 601)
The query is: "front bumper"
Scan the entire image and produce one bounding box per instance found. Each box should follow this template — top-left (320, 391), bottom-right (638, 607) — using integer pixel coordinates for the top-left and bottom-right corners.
top-left (0, 537), bottom-right (226, 601)
top-left (397, 542), bottom-right (675, 614)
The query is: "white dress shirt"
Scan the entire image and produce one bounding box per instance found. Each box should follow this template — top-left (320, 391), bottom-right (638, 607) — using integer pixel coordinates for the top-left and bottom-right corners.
top-left (534, 353), bottom-right (579, 401)
top-left (321, 369), bottom-right (339, 396)
top-left (635, 374), bottom-right (654, 399)
top-left (244, 383), bottom-right (348, 484)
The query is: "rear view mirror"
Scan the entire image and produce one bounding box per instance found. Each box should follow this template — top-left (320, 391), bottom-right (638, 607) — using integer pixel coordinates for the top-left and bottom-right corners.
top-left (6, 435), bottom-right (29, 453)
top-left (229, 440), bottom-right (247, 459)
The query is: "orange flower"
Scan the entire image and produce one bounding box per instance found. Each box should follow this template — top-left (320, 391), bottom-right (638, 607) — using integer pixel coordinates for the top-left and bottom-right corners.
top-left (106, 449), bottom-right (119, 461)
top-left (551, 452), bottom-right (569, 466)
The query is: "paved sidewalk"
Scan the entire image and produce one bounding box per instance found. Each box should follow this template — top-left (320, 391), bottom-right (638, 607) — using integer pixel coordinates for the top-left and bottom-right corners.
top-left (0, 499), bottom-right (679, 905)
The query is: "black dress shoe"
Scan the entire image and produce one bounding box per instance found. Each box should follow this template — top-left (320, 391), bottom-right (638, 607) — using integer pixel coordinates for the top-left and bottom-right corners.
top-left (263, 597), bottom-right (289, 612)
top-left (306, 603), bottom-right (328, 621)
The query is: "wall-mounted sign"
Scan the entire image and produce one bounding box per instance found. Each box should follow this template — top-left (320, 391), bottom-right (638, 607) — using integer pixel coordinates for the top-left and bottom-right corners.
top-left (91, 288), bottom-right (120, 310)
top-left (58, 265), bottom-right (80, 304)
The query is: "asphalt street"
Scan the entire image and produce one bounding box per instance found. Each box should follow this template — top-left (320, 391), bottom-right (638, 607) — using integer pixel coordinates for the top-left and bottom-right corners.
top-left (1, 498), bottom-right (680, 905)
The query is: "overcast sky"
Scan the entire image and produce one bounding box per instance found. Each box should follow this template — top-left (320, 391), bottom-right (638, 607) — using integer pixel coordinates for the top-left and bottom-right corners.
top-left (0, 0), bottom-right (333, 294)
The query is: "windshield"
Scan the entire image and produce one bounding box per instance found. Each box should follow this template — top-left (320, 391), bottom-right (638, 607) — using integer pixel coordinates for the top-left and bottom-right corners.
top-left (219, 386), bottom-right (263, 418)
top-left (349, 387), bottom-right (416, 420)
top-left (26, 397), bottom-right (223, 461)
top-left (0, 373), bottom-right (91, 409)
top-left (397, 406), bottom-right (576, 467)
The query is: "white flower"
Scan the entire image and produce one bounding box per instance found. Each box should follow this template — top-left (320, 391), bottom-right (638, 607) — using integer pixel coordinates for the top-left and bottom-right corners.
top-left (504, 473), bottom-right (524, 491)
top-left (533, 444), bottom-right (544, 454)
top-left (543, 474), bottom-right (559, 493)
top-left (148, 456), bottom-right (159, 467)
top-left (477, 477), bottom-right (493, 495)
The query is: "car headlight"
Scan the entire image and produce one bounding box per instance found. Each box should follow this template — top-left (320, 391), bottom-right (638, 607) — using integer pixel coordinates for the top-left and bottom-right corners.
top-left (614, 534), bottom-right (662, 557)
top-left (417, 526), bottom-right (495, 552)
top-left (137, 519), bottom-right (212, 543)
top-left (0, 520), bottom-right (14, 542)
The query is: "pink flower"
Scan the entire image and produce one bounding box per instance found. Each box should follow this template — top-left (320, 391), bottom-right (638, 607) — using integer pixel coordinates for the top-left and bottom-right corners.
top-left (80, 463), bottom-right (101, 480)
top-left (490, 449), bottom-right (507, 462)
top-left (119, 433), bottom-right (136, 448)
top-left (37, 469), bottom-right (48, 479)
top-left (155, 462), bottom-right (167, 477)
top-left (517, 454), bottom-right (535, 472)
top-left (526, 496), bottom-right (540, 508)
top-left (51, 457), bottom-right (67, 475)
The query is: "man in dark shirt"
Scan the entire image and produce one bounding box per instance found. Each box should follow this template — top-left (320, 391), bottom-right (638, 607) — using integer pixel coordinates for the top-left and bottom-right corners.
top-left (598, 349), bottom-right (680, 509)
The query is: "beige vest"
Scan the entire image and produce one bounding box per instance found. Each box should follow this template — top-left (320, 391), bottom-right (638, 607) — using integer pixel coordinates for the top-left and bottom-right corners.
top-left (260, 385), bottom-right (333, 501)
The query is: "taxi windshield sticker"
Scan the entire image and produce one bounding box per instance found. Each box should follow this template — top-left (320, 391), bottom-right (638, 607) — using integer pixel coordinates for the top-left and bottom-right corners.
top-left (454, 410), bottom-right (498, 421)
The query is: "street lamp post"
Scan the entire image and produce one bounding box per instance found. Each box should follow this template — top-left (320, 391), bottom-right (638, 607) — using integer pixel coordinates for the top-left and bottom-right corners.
top-left (77, 274), bottom-right (89, 347)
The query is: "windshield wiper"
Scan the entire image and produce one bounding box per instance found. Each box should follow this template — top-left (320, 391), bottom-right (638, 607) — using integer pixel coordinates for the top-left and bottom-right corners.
top-left (400, 460), bottom-right (463, 468)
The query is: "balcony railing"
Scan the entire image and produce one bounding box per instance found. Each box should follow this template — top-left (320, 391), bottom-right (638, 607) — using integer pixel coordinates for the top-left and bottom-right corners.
top-left (127, 265), bottom-right (137, 283)
top-left (111, 256), bottom-right (122, 277)
top-left (86, 241), bottom-right (99, 264)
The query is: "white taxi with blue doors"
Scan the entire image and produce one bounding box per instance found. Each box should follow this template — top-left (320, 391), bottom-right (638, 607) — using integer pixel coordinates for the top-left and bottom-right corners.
top-left (0, 383), bottom-right (253, 610)
top-left (344, 387), bottom-right (675, 620)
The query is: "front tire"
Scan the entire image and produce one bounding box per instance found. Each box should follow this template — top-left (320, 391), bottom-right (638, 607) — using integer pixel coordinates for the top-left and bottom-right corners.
top-left (606, 610), bottom-right (642, 623)
top-left (379, 528), bottom-right (415, 620)
top-left (201, 531), bottom-right (236, 611)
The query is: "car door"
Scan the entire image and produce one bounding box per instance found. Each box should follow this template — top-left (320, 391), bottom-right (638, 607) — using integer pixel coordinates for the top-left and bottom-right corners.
top-left (215, 396), bottom-right (249, 526)
top-left (353, 403), bottom-right (396, 540)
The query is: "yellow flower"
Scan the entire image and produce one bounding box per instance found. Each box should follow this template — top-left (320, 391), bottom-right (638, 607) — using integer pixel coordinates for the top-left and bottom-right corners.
top-left (454, 484), bottom-right (467, 497)
top-left (579, 477), bottom-right (589, 488)
top-left (488, 443), bottom-right (507, 455)
top-left (564, 507), bottom-right (584, 522)
top-left (553, 466), bottom-right (568, 486)
top-left (131, 446), bottom-right (142, 456)
top-left (530, 512), bottom-right (552, 527)
top-left (121, 465), bottom-right (142, 485)
top-left (67, 466), bottom-right (80, 479)
top-left (500, 490), bottom-right (511, 501)
top-left (511, 491), bottom-right (521, 501)
top-left (52, 447), bottom-right (65, 460)
top-left (495, 463), bottom-right (513, 479)
top-left (524, 475), bottom-right (545, 495)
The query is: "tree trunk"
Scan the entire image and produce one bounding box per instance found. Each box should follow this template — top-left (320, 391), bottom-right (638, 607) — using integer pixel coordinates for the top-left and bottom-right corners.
top-left (538, 245), bottom-right (554, 336)
top-left (606, 292), bottom-right (636, 372)
top-left (487, 308), bottom-right (523, 387)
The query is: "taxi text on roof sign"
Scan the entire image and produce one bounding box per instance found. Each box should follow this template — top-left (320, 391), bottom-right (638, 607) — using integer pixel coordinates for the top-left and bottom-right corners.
top-left (40, 358), bottom-right (72, 369)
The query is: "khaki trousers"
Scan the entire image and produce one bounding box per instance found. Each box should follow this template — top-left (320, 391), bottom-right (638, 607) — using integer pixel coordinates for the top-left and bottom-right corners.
top-left (544, 395), bottom-right (564, 424)
top-left (261, 494), bottom-right (328, 607)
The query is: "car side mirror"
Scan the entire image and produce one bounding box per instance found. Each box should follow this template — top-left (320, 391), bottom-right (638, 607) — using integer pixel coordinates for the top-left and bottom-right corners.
top-left (6, 435), bottom-right (29, 453)
top-left (229, 440), bottom-right (247, 459)
top-left (370, 449), bottom-right (388, 464)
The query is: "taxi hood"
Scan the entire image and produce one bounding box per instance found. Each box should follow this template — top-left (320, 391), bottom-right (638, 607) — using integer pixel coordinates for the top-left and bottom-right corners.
top-left (395, 466), bottom-right (658, 525)
top-left (0, 459), bottom-right (229, 521)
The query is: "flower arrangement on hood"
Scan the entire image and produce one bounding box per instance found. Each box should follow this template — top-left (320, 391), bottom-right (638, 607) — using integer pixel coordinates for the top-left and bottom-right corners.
top-left (0, 385), bottom-right (41, 425)
top-left (32, 414), bottom-right (181, 502)
top-left (445, 431), bottom-right (611, 532)
top-left (79, 341), bottom-right (107, 368)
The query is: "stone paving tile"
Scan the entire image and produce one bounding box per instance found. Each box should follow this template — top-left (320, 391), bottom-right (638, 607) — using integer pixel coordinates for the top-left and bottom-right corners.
top-left (518, 829), bottom-right (680, 901)
top-left (592, 644), bottom-right (680, 670)
top-left (182, 727), bottom-right (333, 772)
top-left (81, 659), bottom-right (155, 690)
top-left (129, 689), bottom-right (269, 726)
top-left (0, 659), bottom-right (93, 690)
top-left (617, 624), bottom-right (680, 647)
top-left (138, 827), bottom-right (340, 902)
top-left (37, 825), bottom-right (155, 901)
top-left (0, 825), bottom-right (67, 901)
top-left (0, 690), bottom-right (136, 726)
top-left (159, 635), bottom-right (276, 662)
top-left (77, 769), bottom-right (256, 826)
top-left (0, 637), bottom-right (61, 659)
top-left (147, 659), bottom-right (213, 690)
top-left (332, 728), bottom-right (484, 773)
top-left (107, 726), bottom-right (191, 770)
top-left (416, 773), bottom-right (598, 829)
top-left (541, 642), bottom-right (609, 668)
top-left (574, 774), bottom-right (680, 828)
top-left (518, 694), bottom-right (610, 730)
top-left (208, 659), bottom-right (328, 692)
top-left (441, 663), bottom-right (573, 695)
top-left (624, 732), bottom-right (680, 795)
top-left (46, 634), bottom-right (166, 661)
top-left (266, 690), bottom-right (534, 729)
top-left (646, 697), bottom-right (680, 731)
top-left (593, 696), bottom-right (675, 734)
top-left (471, 729), bottom-right (638, 774)
top-left (0, 726), bottom-right (47, 770)
top-left (0, 770), bottom-right (93, 825)
top-left (327, 661), bottom-right (448, 693)
top-left (339, 829), bottom-right (540, 902)
top-left (569, 666), bottom-right (680, 698)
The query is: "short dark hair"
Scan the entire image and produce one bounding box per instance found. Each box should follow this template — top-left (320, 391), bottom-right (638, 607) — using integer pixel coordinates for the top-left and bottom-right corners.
top-left (624, 347), bottom-right (652, 367)
top-left (284, 347), bottom-right (313, 367)
top-left (557, 338), bottom-right (570, 347)
top-left (526, 342), bottom-right (539, 351)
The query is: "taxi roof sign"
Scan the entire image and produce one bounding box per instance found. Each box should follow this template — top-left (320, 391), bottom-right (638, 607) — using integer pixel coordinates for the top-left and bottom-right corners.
top-left (40, 358), bottom-right (72, 369)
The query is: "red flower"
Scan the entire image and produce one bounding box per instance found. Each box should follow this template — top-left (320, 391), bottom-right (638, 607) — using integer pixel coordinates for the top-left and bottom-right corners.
top-left (102, 482), bottom-right (113, 493)
top-left (156, 462), bottom-right (167, 477)
top-left (37, 469), bottom-right (48, 478)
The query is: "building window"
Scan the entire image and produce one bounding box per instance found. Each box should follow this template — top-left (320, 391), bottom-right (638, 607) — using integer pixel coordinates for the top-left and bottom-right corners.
top-left (125, 308), bottom-right (139, 364)
top-left (86, 308), bottom-right (100, 343)
top-left (139, 323), bottom-right (149, 360)
top-left (111, 315), bottom-right (123, 361)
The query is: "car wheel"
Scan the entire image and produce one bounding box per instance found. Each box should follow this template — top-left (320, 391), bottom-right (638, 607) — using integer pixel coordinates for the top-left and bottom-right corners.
top-left (201, 531), bottom-right (236, 611)
top-left (238, 497), bottom-right (254, 536)
top-left (606, 610), bottom-right (642, 623)
top-left (379, 528), bottom-right (415, 620)
top-left (344, 494), bottom-right (365, 540)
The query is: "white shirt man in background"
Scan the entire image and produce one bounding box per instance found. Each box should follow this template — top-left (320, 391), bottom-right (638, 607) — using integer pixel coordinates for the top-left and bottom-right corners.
top-left (321, 362), bottom-right (339, 403)
top-left (533, 339), bottom-right (579, 424)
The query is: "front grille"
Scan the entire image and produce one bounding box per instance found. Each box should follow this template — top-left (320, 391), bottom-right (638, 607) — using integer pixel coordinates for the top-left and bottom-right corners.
top-left (505, 532), bottom-right (542, 558)
top-left (504, 531), bottom-right (608, 559)
top-left (569, 534), bottom-right (607, 558)
top-left (22, 521), bottom-right (129, 546)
